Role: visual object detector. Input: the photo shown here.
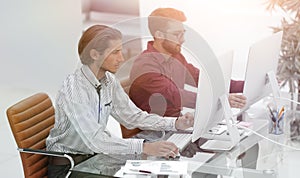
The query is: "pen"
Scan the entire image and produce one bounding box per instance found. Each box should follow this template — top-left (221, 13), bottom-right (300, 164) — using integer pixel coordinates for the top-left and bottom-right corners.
top-left (277, 112), bottom-right (285, 133)
top-left (267, 105), bottom-right (276, 122)
top-left (278, 112), bottom-right (285, 122)
top-left (129, 169), bottom-right (152, 174)
top-left (278, 106), bottom-right (285, 119)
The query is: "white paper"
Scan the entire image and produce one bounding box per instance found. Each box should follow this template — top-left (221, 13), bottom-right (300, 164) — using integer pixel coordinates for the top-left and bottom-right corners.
top-left (123, 160), bottom-right (188, 176)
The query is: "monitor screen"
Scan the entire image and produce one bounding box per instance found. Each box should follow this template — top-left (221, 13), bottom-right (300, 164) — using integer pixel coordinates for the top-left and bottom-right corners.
top-left (242, 32), bottom-right (283, 108)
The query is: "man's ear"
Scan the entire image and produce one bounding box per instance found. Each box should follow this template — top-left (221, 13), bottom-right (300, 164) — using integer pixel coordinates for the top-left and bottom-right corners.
top-left (90, 49), bottom-right (100, 60)
top-left (154, 31), bottom-right (164, 39)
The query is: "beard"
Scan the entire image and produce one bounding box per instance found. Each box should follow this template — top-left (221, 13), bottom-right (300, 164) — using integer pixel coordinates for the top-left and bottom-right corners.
top-left (162, 40), bottom-right (181, 55)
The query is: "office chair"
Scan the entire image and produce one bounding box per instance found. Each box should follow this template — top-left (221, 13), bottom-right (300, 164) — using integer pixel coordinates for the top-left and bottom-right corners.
top-left (6, 93), bottom-right (74, 178)
top-left (120, 125), bottom-right (142, 138)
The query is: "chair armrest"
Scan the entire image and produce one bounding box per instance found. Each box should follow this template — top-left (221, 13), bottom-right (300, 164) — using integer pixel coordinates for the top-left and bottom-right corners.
top-left (18, 148), bottom-right (74, 177)
top-left (18, 148), bottom-right (67, 157)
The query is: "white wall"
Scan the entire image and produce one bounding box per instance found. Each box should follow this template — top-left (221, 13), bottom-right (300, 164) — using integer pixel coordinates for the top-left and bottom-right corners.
top-left (139, 0), bottom-right (282, 79)
top-left (0, 0), bottom-right (82, 98)
top-left (0, 0), bottom-right (283, 94)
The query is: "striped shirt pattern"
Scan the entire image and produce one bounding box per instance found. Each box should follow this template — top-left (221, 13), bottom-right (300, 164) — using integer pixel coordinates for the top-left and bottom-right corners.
top-left (46, 65), bottom-right (177, 155)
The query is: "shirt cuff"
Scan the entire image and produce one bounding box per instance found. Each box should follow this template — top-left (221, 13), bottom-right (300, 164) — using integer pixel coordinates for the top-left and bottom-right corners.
top-left (164, 117), bottom-right (178, 131)
top-left (128, 139), bottom-right (144, 154)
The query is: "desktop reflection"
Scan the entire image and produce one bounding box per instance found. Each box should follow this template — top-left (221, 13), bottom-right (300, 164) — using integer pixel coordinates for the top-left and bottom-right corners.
top-left (71, 138), bottom-right (215, 177)
top-left (73, 153), bottom-right (144, 176)
top-left (180, 138), bottom-right (209, 158)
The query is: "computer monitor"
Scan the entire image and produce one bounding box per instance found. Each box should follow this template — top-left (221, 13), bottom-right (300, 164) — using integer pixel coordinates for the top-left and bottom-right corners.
top-left (181, 26), bottom-right (236, 146)
top-left (241, 32), bottom-right (283, 112)
top-left (218, 50), bottom-right (234, 93)
top-left (191, 48), bottom-right (252, 151)
top-left (191, 63), bottom-right (229, 143)
top-left (192, 68), bottom-right (241, 150)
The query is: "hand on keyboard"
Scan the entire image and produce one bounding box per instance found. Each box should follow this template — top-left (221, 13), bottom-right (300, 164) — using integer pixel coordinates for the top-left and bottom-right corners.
top-left (143, 141), bottom-right (179, 159)
top-left (166, 133), bottom-right (192, 151)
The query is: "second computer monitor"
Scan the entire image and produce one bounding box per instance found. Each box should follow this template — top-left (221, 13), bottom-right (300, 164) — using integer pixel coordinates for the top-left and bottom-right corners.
top-left (243, 32), bottom-right (283, 107)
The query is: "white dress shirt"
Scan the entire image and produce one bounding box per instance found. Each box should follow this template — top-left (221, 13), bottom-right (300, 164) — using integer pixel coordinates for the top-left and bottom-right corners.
top-left (46, 65), bottom-right (177, 155)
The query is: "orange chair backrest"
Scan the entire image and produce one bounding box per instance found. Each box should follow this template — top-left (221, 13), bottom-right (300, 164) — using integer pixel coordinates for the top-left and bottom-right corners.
top-left (6, 93), bottom-right (55, 178)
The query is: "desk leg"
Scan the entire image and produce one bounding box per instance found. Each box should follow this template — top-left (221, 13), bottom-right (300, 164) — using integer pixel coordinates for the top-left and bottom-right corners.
top-left (241, 143), bottom-right (259, 169)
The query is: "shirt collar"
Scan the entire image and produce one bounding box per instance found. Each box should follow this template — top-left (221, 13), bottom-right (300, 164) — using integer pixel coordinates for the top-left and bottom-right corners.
top-left (81, 65), bottom-right (101, 88)
top-left (81, 64), bottom-right (111, 88)
top-left (146, 41), bottom-right (177, 64)
top-left (146, 41), bottom-right (168, 64)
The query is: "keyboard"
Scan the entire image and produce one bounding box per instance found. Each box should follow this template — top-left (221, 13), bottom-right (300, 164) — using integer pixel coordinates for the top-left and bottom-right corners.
top-left (166, 133), bottom-right (192, 151)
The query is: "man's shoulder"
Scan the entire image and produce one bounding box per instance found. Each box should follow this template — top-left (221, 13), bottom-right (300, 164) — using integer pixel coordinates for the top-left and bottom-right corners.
top-left (136, 50), bottom-right (154, 59)
top-left (133, 51), bottom-right (162, 66)
top-left (130, 53), bottom-right (162, 79)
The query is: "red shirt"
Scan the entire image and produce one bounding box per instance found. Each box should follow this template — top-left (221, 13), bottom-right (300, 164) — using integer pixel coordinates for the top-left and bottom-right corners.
top-left (129, 41), bottom-right (243, 117)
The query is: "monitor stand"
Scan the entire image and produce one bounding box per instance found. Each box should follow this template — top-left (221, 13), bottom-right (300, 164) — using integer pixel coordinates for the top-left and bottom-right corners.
top-left (266, 70), bottom-right (280, 106)
top-left (200, 94), bottom-right (241, 151)
top-left (220, 94), bottom-right (241, 146)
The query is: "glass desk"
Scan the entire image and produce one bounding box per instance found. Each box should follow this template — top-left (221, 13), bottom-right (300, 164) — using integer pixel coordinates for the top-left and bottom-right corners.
top-left (70, 118), bottom-right (289, 178)
top-left (70, 94), bottom-right (300, 177)
top-left (71, 153), bottom-right (276, 178)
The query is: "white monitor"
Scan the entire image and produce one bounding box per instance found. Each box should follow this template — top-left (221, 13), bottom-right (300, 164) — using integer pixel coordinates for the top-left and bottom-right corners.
top-left (192, 69), bottom-right (242, 151)
top-left (192, 66), bottom-right (227, 143)
top-left (218, 50), bottom-right (234, 93)
top-left (242, 32), bottom-right (283, 110)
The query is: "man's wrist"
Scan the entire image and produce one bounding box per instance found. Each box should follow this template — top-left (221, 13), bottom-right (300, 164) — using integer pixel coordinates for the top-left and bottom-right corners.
top-left (175, 116), bottom-right (180, 130)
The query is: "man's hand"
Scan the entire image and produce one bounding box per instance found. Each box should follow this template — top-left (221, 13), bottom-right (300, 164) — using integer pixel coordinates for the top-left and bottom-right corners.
top-left (175, 112), bottom-right (194, 130)
top-left (228, 93), bottom-right (247, 108)
top-left (143, 141), bottom-right (179, 158)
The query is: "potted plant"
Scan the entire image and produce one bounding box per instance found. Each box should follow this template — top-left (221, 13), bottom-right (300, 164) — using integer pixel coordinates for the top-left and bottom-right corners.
top-left (266, 0), bottom-right (300, 141)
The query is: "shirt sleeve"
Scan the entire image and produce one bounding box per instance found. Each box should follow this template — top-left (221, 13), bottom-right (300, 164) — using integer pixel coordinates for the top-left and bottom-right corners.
top-left (184, 62), bottom-right (199, 87)
top-left (179, 88), bottom-right (197, 109)
top-left (109, 74), bottom-right (177, 132)
top-left (59, 78), bottom-right (147, 155)
top-left (130, 72), bottom-right (182, 111)
top-left (229, 80), bottom-right (245, 93)
top-left (175, 54), bottom-right (199, 108)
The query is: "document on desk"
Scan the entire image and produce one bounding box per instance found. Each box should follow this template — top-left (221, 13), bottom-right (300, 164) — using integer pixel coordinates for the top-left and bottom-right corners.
top-left (122, 160), bottom-right (188, 176)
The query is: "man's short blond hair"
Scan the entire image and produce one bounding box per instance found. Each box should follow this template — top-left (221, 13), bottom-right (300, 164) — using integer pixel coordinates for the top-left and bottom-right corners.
top-left (148, 8), bottom-right (186, 36)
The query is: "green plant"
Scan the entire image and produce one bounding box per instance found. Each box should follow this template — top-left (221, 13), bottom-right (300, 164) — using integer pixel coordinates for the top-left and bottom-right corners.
top-left (266, 0), bottom-right (300, 140)
top-left (266, 0), bottom-right (300, 93)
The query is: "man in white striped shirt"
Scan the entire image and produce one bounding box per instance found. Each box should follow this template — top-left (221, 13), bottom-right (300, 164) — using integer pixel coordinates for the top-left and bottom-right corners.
top-left (46, 25), bottom-right (194, 177)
